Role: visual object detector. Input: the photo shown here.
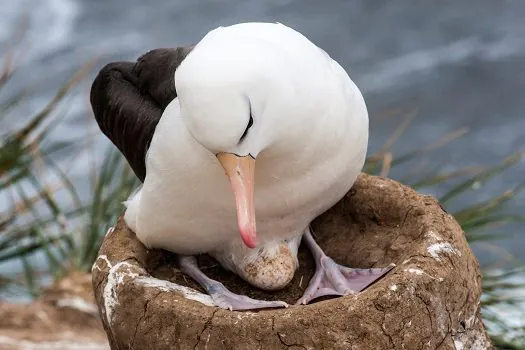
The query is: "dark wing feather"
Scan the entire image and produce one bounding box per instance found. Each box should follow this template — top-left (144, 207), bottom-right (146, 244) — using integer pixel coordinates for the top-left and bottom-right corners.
top-left (133, 47), bottom-right (194, 109)
top-left (90, 47), bottom-right (193, 181)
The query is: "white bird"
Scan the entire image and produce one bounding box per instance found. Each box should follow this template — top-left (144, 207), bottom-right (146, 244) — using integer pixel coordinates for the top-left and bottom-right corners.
top-left (91, 22), bottom-right (392, 310)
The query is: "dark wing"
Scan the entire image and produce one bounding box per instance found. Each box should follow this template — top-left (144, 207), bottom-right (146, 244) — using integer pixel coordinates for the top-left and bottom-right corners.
top-left (90, 46), bottom-right (194, 182)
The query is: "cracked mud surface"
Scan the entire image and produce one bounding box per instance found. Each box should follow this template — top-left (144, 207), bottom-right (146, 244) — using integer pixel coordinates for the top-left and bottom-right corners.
top-left (92, 174), bottom-right (491, 349)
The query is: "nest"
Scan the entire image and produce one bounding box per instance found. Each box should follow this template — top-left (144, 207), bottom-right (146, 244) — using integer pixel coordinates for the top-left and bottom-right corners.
top-left (91, 174), bottom-right (490, 349)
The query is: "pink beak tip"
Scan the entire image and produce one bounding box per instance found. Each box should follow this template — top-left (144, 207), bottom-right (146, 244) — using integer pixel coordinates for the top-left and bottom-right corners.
top-left (240, 229), bottom-right (257, 249)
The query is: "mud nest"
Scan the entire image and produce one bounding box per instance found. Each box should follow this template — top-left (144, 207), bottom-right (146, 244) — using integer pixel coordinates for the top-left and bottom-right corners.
top-left (92, 174), bottom-right (491, 349)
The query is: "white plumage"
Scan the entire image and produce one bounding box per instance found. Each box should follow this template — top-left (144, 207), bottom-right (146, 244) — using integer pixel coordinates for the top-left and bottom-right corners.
top-left (125, 23), bottom-right (367, 285)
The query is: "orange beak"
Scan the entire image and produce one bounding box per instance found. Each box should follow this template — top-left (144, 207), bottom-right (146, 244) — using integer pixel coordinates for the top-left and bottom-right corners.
top-left (216, 153), bottom-right (257, 248)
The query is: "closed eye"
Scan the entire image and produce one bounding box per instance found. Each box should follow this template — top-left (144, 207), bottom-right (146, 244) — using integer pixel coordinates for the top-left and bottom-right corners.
top-left (239, 114), bottom-right (253, 143)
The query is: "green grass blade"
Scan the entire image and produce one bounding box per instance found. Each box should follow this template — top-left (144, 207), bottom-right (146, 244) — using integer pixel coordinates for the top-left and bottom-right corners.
top-left (440, 151), bottom-right (525, 204)
top-left (21, 255), bottom-right (38, 298)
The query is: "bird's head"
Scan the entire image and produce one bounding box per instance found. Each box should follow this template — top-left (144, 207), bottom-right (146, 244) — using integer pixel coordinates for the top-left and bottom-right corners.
top-left (174, 30), bottom-right (282, 249)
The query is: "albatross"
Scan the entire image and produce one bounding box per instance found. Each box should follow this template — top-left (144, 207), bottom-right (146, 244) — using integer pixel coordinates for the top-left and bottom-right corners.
top-left (90, 22), bottom-right (392, 310)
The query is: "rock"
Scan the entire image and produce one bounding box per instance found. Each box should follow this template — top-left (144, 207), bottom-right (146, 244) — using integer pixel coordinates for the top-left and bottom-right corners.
top-left (0, 271), bottom-right (109, 349)
top-left (91, 174), bottom-right (491, 349)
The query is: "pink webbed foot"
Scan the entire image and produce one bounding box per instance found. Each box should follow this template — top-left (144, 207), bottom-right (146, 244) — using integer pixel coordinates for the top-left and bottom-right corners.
top-left (296, 227), bottom-right (394, 305)
top-left (178, 255), bottom-right (288, 311)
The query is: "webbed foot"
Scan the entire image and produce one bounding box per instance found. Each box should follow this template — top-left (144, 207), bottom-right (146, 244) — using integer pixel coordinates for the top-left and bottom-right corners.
top-left (178, 255), bottom-right (288, 311)
top-left (296, 227), bottom-right (394, 305)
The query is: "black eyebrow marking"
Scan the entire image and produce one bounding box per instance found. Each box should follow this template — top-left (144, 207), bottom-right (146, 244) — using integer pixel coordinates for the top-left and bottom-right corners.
top-left (239, 102), bottom-right (253, 143)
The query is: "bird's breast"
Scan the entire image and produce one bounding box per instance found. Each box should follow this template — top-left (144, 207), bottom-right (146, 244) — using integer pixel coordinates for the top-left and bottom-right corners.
top-left (134, 147), bottom-right (363, 256)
